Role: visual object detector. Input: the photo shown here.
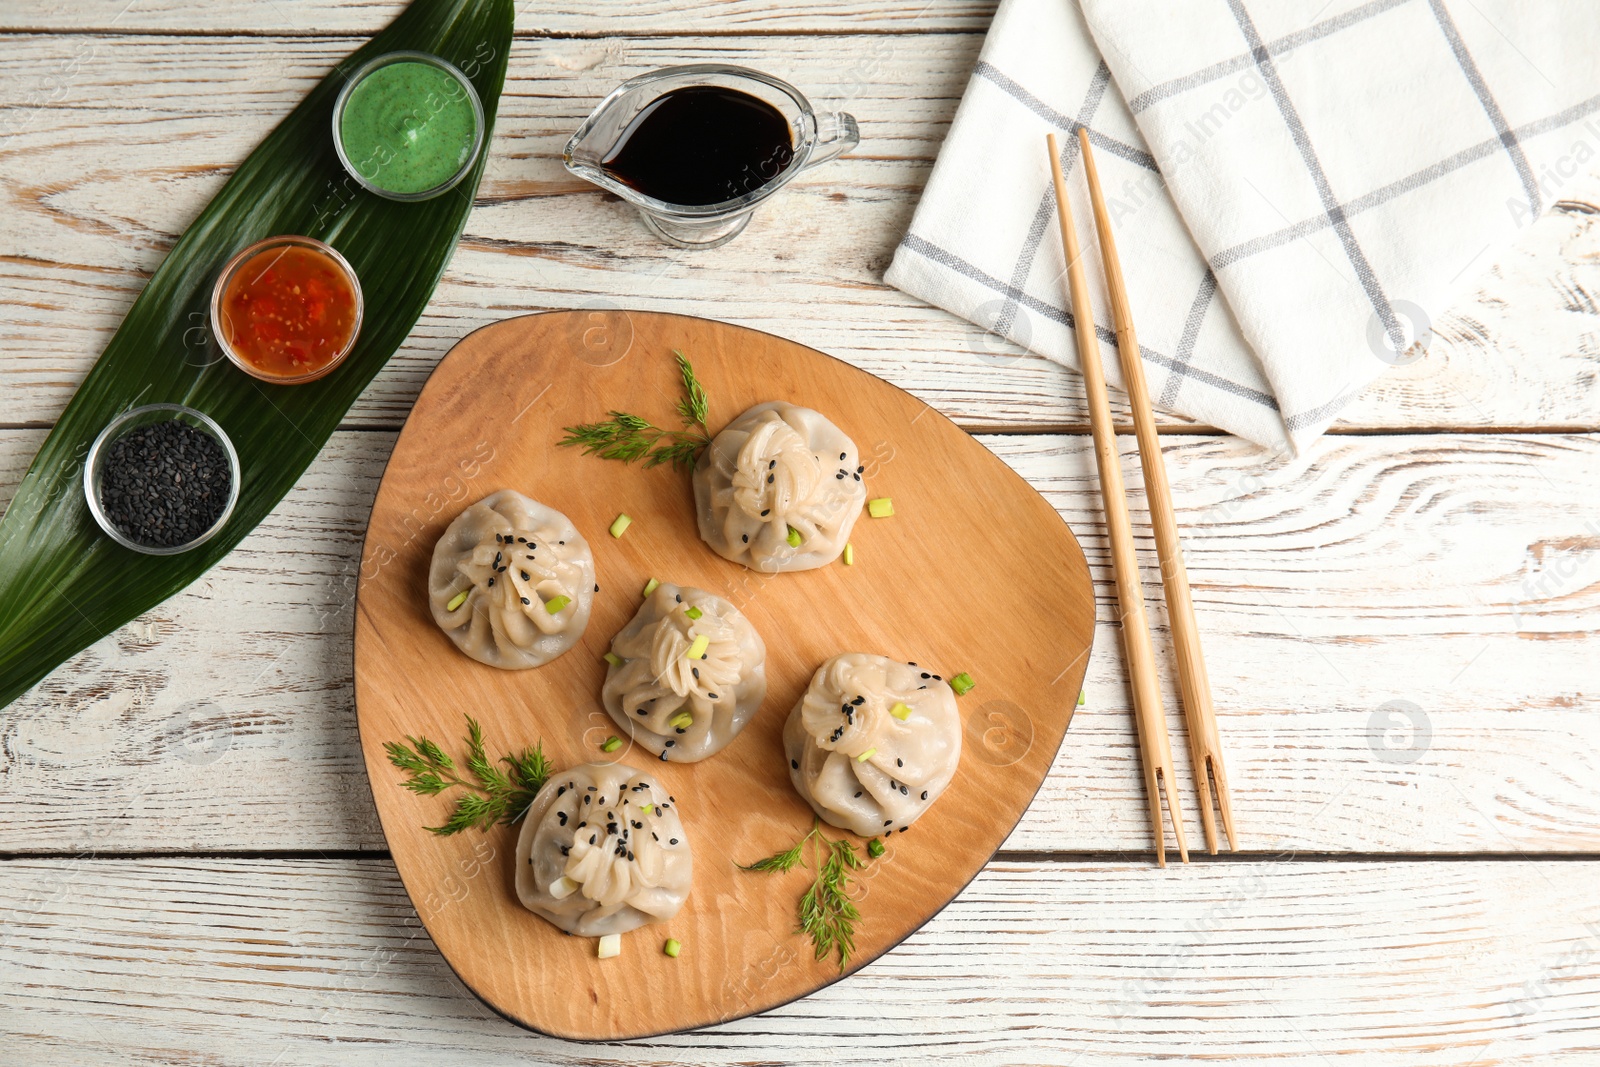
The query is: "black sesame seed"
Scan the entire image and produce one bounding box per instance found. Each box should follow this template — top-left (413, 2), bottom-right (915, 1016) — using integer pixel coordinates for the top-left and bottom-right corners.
top-left (652, 832), bottom-right (659, 841)
top-left (560, 845), bottom-right (569, 856)
top-left (853, 473), bottom-right (861, 481)
top-left (920, 672), bottom-right (930, 679)
top-left (676, 594), bottom-right (682, 603)
top-left (494, 552), bottom-right (502, 565)
top-left (627, 851), bottom-right (634, 862)
top-left (840, 452), bottom-right (847, 461)
top-left (707, 692), bottom-right (718, 699)
top-left (933, 674), bottom-right (942, 681)
top-left (637, 708), bottom-right (647, 716)
top-left (900, 785), bottom-right (909, 795)
top-left (632, 820), bottom-right (642, 829)
top-left (558, 540), bottom-right (565, 545)
top-left (897, 758), bottom-right (903, 767)
top-left (884, 819), bottom-right (893, 826)
top-left (675, 727), bottom-right (686, 734)
top-left (836, 473), bottom-right (845, 480)
top-left (520, 570), bottom-right (530, 581)
top-left (520, 597), bottom-right (530, 605)
top-left (556, 786), bottom-right (566, 797)
top-left (669, 838), bottom-right (678, 845)
top-left (741, 534), bottom-right (749, 543)
top-left (594, 583), bottom-right (599, 592)
top-left (584, 795), bottom-right (591, 804)
top-left (852, 696), bottom-right (865, 705)
top-left (854, 791), bottom-right (862, 798)
top-left (767, 474), bottom-right (774, 484)
top-left (659, 751), bottom-right (668, 761)
top-left (589, 834), bottom-right (597, 844)
top-left (487, 577), bottom-right (494, 587)
top-left (856, 465), bottom-right (864, 473)
top-left (760, 509), bottom-right (770, 517)
top-left (791, 759), bottom-right (799, 769)
top-left (557, 811), bottom-right (567, 825)
top-left (921, 790), bottom-right (929, 800)
top-left (664, 740), bottom-right (675, 747)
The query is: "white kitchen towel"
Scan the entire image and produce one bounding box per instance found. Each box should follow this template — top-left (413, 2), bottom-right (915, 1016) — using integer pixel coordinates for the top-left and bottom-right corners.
top-left (885, 0), bottom-right (1291, 450)
top-left (887, 0), bottom-right (1600, 452)
top-left (1081, 0), bottom-right (1600, 448)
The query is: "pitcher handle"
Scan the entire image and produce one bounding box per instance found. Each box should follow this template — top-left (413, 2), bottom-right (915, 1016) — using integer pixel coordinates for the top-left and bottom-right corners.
top-left (804, 111), bottom-right (860, 169)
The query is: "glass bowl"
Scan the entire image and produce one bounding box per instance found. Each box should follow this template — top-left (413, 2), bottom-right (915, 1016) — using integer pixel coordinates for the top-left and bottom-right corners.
top-left (83, 403), bottom-right (242, 556)
top-left (210, 234), bottom-right (364, 385)
top-left (331, 50), bottom-right (486, 202)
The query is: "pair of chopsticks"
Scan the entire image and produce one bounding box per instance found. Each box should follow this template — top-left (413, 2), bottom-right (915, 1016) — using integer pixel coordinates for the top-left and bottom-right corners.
top-left (1047, 130), bottom-right (1235, 866)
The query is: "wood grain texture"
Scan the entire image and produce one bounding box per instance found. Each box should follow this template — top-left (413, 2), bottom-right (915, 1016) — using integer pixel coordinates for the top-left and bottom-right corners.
top-left (2, 33), bottom-right (1598, 434)
top-left (3, 427), bottom-right (1595, 855)
top-left (4, 855), bottom-right (1600, 1063)
top-left (0, 0), bottom-right (998, 35)
top-left (352, 312), bottom-right (1093, 1037)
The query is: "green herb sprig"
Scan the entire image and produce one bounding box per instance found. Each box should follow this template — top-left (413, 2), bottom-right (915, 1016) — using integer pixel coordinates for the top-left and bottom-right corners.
top-left (384, 715), bottom-right (551, 836)
top-left (559, 351), bottom-right (712, 471)
top-left (740, 819), bottom-right (872, 970)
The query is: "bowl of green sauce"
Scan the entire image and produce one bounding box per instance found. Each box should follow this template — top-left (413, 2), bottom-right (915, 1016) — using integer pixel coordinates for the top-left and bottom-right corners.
top-left (332, 50), bottom-right (484, 201)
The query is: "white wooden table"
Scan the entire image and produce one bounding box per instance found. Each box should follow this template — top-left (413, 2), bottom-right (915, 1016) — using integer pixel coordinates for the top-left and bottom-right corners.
top-left (3, 2), bottom-right (1599, 1062)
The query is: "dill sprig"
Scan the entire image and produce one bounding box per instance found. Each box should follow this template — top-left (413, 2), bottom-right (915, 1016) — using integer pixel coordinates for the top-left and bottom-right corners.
top-left (740, 819), bottom-right (871, 970)
top-left (558, 350), bottom-right (712, 471)
top-left (384, 715), bottom-right (551, 836)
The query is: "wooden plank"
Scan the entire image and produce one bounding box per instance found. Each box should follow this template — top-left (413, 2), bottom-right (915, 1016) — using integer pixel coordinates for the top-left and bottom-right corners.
top-left (3, 855), bottom-right (1599, 1061)
top-left (350, 310), bottom-right (1096, 1038)
top-left (3, 34), bottom-right (1598, 434)
top-left (3, 427), bottom-right (1596, 855)
top-left (0, 0), bottom-right (998, 35)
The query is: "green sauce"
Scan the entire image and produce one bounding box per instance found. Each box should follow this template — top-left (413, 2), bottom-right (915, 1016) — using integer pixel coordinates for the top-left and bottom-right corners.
top-left (338, 59), bottom-right (478, 196)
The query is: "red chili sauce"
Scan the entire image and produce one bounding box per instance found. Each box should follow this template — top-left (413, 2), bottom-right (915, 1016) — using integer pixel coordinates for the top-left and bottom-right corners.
top-left (219, 245), bottom-right (358, 379)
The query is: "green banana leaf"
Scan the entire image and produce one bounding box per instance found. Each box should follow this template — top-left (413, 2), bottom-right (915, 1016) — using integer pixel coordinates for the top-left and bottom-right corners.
top-left (0, 0), bottom-right (514, 709)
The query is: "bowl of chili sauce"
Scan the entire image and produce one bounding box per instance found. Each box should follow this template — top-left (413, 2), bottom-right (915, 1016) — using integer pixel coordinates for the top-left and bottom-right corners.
top-left (211, 235), bottom-right (363, 384)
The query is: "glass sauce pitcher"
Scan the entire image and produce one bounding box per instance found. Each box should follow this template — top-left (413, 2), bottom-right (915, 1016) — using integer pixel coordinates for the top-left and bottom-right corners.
top-left (565, 64), bottom-right (860, 249)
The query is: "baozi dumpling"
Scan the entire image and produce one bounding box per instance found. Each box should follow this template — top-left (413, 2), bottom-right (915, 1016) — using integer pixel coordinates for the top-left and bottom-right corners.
top-left (784, 653), bottom-right (962, 837)
top-left (693, 401), bottom-right (866, 572)
top-left (428, 490), bottom-right (595, 669)
top-left (515, 762), bottom-right (692, 937)
top-left (602, 582), bottom-right (767, 763)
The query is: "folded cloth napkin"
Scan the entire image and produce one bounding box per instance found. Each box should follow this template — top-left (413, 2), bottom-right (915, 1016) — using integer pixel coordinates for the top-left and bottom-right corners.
top-left (888, 0), bottom-right (1600, 453)
top-left (885, 0), bottom-right (1290, 449)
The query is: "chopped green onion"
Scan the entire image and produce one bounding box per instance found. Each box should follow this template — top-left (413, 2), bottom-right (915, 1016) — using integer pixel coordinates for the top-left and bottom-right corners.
top-left (867, 497), bottom-right (894, 518)
top-left (786, 525), bottom-right (802, 547)
top-left (684, 605), bottom-right (703, 621)
top-left (843, 542), bottom-right (854, 566)
top-left (642, 577), bottom-right (660, 598)
top-left (549, 875), bottom-right (579, 900)
top-left (890, 701), bottom-right (912, 721)
top-left (597, 933), bottom-right (621, 959)
top-left (638, 802), bottom-right (654, 815)
top-left (601, 736), bottom-right (622, 753)
top-left (609, 513), bottom-right (632, 538)
top-left (856, 747), bottom-right (877, 762)
top-left (663, 938), bottom-right (682, 958)
top-left (603, 652), bottom-right (623, 667)
top-left (544, 594), bottom-right (571, 615)
top-left (949, 672), bottom-right (975, 696)
top-left (686, 634), bottom-right (709, 660)
top-left (669, 712), bottom-right (694, 731)
top-left (867, 838), bottom-right (886, 858)
top-left (445, 589), bottom-right (469, 612)
top-left (1077, 689), bottom-right (1086, 706)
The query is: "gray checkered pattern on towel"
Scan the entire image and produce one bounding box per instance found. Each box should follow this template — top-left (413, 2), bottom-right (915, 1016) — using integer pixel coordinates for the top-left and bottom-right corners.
top-left (887, 0), bottom-right (1600, 453)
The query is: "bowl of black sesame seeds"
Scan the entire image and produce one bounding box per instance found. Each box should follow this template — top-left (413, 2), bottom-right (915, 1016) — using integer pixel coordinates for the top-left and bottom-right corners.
top-left (84, 403), bottom-right (241, 555)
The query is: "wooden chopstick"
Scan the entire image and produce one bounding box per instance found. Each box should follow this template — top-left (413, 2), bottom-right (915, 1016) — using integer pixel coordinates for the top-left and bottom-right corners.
top-left (1046, 133), bottom-right (1188, 867)
top-left (1075, 128), bottom-right (1235, 854)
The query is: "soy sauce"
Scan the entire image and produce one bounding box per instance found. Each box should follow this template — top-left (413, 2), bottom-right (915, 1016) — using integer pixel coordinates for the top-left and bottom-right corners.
top-left (601, 85), bottom-right (795, 207)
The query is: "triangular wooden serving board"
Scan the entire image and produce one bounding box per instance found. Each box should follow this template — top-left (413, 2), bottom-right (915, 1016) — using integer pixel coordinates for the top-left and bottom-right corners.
top-left (354, 310), bottom-right (1095, 1040)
